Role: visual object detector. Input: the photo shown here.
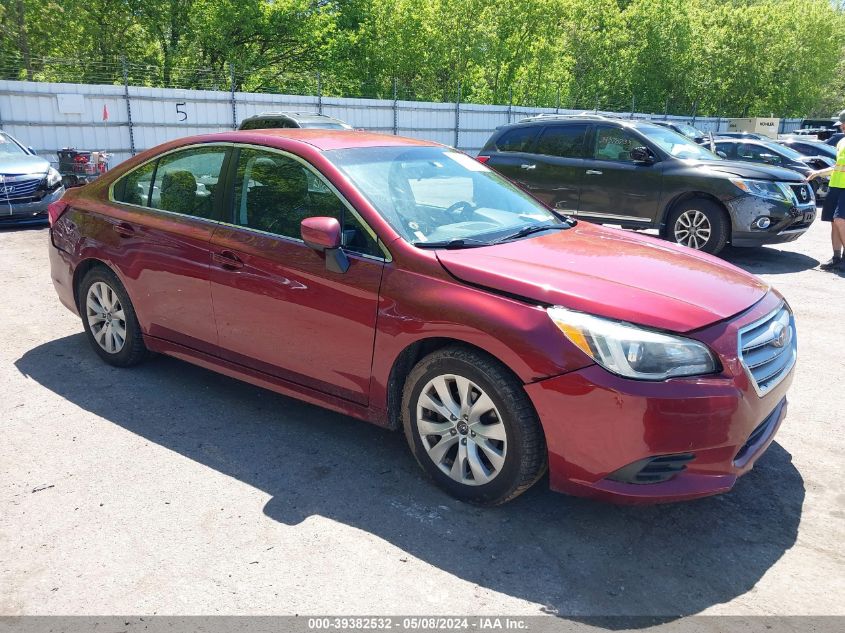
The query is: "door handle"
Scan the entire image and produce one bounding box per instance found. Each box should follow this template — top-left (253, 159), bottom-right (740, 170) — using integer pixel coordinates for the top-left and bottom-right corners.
top-left (213, 250), bottom-right (244, 270)
top-left (113, 222), bottom-right (135, 238)
top-left (585, 169), bottom-right (603, 175)
top-left (520, 163), bottom-right (536, 170)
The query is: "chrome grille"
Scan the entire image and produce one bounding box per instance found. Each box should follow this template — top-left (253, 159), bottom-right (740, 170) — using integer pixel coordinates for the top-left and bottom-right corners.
top-left (0, 176), bottom-right (44, 201)
top-left (789, 183), bottom-right (813, 205)
top-left (738, 304), bottom-right (796, 397)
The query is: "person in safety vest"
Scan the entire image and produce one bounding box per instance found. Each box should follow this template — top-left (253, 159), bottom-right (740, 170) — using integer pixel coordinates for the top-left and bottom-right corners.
top-left (808, 109), bottom-right (845, 272)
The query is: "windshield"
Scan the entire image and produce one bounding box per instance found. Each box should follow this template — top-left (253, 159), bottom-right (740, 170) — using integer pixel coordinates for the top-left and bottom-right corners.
top-left (328, 146), bottom-right (566, 245)
top-left (638, 124), bottom-right (721, 161)
top-left (0, 133), bottom-right (26, 157)
top-left (759, 141), bottom-right (802, 161)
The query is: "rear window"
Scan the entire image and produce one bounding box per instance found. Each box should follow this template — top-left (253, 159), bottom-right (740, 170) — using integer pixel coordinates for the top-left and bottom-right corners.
top-left (495, 127), bottom-right (540, 152)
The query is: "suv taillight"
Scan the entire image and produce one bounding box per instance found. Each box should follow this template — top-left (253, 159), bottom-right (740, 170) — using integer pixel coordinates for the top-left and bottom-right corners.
top-left (48, 201), bottom-right (69, 226)
top-left (475, 155), bottom-right (491, 164)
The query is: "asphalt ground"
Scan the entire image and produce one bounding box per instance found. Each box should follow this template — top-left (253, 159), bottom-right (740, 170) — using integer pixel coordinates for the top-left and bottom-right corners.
top-left (0, 219), bottom-right (843, 622)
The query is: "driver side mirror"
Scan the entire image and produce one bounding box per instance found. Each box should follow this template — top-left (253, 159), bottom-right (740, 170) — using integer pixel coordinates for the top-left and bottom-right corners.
top-left (301, 217), bottom-right (349, 274)
top-left (630, 146), bottom-right (655, 164)
top-left (717, 150), bottom-right (728, 159)
top-left (27, 146), bottom-right (36, 155)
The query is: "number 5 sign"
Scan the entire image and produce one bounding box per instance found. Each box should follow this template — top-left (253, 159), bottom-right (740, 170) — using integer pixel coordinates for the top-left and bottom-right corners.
top-left (176, 103), bottom-right (188, 121)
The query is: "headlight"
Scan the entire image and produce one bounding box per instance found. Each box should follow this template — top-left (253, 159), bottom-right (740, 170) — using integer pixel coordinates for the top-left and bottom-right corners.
top-left (547, 306), bottom-right (719, 380)
top-left (729, 178), bottom-right (792, 202)
top-left (45, 167), bottom-right (62, 188)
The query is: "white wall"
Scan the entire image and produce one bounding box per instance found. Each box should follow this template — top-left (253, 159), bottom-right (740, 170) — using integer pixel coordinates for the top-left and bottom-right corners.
top-left (0, 79), bottom-right (803, 168)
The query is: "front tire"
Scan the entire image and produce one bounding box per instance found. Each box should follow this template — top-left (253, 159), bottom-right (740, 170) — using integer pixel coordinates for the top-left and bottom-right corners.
top-left (666, 199), bottom-right (729, 255)
top-left (79, 267), bottom-right (148, 367)
top-left (401, 347), bottom-right (547, 506)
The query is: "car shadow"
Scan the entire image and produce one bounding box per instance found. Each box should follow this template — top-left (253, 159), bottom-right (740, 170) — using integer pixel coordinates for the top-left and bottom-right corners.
top-left (0, 222), bottom-right (48, 233)
top-left (15, 334), bottom-right (805, 625)
top-left (721, 245), bottom-right (819, 274)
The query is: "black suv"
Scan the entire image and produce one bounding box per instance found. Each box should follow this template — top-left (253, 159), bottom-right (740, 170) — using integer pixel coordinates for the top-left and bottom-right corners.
top-left (239, 111), bottom-right (352, 131)
top-left (478, 115), bottom-right (815, 254)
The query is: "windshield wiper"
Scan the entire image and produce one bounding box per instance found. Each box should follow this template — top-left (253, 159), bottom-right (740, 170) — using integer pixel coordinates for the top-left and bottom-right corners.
top-left (491, 223), bottom-right (570, 244)
top-left (413, 237), bottom-right (490, 249)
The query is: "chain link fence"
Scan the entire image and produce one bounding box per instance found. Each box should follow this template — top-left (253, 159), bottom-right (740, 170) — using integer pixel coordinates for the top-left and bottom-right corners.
top-left (0, 53), bottom-right (803, 167)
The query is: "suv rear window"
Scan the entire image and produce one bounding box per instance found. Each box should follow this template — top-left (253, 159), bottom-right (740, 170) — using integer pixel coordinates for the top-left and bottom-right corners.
top-left (535, 124), bottom-right (588, 158)
top-left (495, 127), bottom-right (539, 152)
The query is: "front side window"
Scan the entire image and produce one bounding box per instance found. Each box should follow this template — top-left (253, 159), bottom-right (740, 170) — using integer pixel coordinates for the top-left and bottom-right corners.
top-left (232, 148), bottom-right (380, 257)
top-left (738, 143), bottom-right (782, 164)
top-left (150, 147), bottom-right (227, 219)
top-left (328, 146), bottom-right (567, 245)
top-left (593, 127), bottom-right (644, 162)
top-left (535, 124), bottom-right (588, 158)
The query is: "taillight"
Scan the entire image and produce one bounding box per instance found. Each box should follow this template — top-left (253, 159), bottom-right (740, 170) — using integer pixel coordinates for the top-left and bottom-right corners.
top-left (475, 155), bottom-right (491, 164)
top-left (48, 200), bottom-right (69, 227)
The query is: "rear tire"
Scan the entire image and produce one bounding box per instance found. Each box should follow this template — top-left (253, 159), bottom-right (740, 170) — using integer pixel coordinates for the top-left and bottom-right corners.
top-left (79, 267), bottom-right (148, 367)
top-left (666, 199), bottom-right (729, 255)
top-left (401, 347), bottom-right (547, 506)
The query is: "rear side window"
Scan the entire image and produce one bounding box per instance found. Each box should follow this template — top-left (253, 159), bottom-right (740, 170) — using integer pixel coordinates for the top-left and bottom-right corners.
top-left (535, 125), bottom-right (589, 158)
top-left (495, 127), bottom-right (539, 152)
top-left (150, 147), bottom-right (228, 219)
top-left (113, 160), bottom-right (156, 206)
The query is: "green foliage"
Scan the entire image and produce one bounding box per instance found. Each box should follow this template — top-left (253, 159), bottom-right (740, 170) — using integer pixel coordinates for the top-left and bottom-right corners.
top-left (0, 0), bottom-right (843, 116)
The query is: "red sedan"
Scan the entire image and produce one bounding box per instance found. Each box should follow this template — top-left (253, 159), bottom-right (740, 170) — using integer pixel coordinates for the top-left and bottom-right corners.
top-left (47, 130), bottom-right (795, 505)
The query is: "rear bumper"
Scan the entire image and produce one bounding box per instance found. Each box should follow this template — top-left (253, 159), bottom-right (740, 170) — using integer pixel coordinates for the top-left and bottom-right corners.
top-left (525, 293), bottom-right (793, 504)
top-left (0, 187), bottom-right (64, 225)
top-left (49, 234), bottom-right (79, 316)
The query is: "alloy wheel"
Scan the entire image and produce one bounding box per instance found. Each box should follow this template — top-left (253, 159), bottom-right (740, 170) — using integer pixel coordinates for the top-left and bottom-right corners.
top-left (673, 209), bottom-right (712, 250)
top-left (86, 281), bottom-right (127, 354)
top-left (415, 374), bottom-right (507, 486)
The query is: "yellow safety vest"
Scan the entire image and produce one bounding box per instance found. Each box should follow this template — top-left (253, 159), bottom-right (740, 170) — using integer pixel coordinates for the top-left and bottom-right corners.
top-left (831, 137), bottom-right (845, 189)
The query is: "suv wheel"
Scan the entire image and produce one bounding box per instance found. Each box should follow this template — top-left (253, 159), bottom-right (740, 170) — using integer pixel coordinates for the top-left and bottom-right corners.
top-left (401, 347), bottom-right (547, 506)
top-left (667, 199), bottom-right (728, 255)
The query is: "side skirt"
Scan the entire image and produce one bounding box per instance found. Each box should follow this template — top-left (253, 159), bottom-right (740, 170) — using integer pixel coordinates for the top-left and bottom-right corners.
top-left (143, 335), bottom-right (390, 428)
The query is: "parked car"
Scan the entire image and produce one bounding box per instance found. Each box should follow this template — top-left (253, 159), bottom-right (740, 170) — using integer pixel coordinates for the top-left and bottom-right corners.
top-left (776, 137), bottom-right (837, 161)
top-left (713, 138), bottom-right (832, 199)
top-left (48, 129), bottom-right (795, 505)
top-left (825, 133), bottom-right (844, 147)
top-left (714, 132), bottom-right (768, 140)
top-left (650, 120), bottom-right (708, 144)
top-left (239, 111), bottom-right (352, 131)
top-left (0, 130), bottom-right (65, 225)
top-left (477, 115), bottom-right (815, 254)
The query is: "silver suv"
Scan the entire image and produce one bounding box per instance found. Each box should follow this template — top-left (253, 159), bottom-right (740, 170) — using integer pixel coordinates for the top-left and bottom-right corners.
top-left (0, 131), bottom-right (64, 225)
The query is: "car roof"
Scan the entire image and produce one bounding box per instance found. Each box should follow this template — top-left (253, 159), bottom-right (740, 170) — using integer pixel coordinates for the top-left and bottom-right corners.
top-left (176, 129), bottom-right (440, 152)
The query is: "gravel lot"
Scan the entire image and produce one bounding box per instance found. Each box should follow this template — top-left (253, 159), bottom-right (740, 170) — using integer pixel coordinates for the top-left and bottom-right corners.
top-left (0, 220), bottom-right (843, 620)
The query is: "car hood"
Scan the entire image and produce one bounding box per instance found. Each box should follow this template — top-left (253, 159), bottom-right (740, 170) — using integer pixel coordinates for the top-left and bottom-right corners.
top-left (688, 159), bottom-right (805, 182)
top-left (435, 224), bottom-right (769, 333)
top-left (0, 153), bottom-right (50, 176)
